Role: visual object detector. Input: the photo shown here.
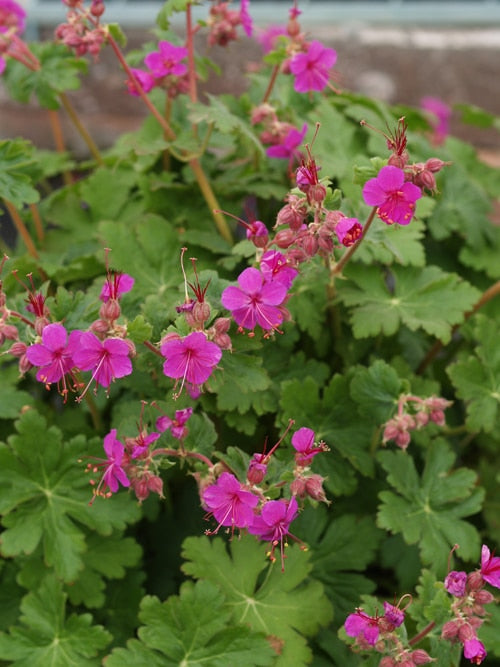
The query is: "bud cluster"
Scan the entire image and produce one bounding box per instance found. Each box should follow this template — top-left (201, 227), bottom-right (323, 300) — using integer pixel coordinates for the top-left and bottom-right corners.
top-left (55, 0), bottom-right (107, 59)
top-left (382, 394), bottom-right (453, 449)
top-left (207, 0), bottom-right (252, 47)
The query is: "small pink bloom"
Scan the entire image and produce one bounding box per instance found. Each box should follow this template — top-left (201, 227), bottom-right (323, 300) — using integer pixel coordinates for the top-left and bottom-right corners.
top-left (463, 638), bottom-right (487, 664)
top-left (445, 570), bottom-right (467, 597)
top-left (0, 0), bottom-right (26, 33)
top-left (256, 24), bottom-right (287, 54)
top-left (130, 430), bottom-right (161, 459)
top-left (239, 0), bottom-right (253, 37)
top-left (480, 544), bottom-right (500, 589)
top-left (26, 323), bottom-right (79, 387)
top-left (156, 407), bottom-right (193, 440)
top-left (260, 250), bottom-right (298, 289)
top-left (203, 472), bottom-right (259, 532)
top-left (100, 429), bottom-right (131, 494)
top-left (161, 331), bottom-right (221, 396)
top-left (99, 272), bottom-right (135, 302)
top-left (383, 601), bottom-right (404, 628)
top-left (335, 217), bottom-right (363, 247)
top-left (144, 41), bottom-right (188, 78)
top-left (362, 165), bottom-right (422, 226)
top-left (248, 496), bottom-right (299, 570)
top-left (291, 427), bottom-right (326, 466)
top-left (266, 123), bottom-right (307, 160)
top-left (73, 332), bottom-right (133, 389)
top-left (289, 40), bottom-right (337, 93)
top-left (125, 68), bottom-right (156, 96)
top-left (247, 453), bottom-right (267, 485)
top-left (421, 96), bottom-right (451, 145)
top-left (221, 267), bottom-right (288, 332)
top-left (344, 609), bottom-right (380, 646)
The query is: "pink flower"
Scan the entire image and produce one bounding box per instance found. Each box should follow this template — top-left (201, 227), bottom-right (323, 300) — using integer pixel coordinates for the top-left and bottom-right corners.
top-left (256, 24), bottom-right (287, 54)
top-left (203, 472), bottom-right (259, 532)
top-left (99, 272), bottom-right (135, 302)
top-left (144, 41), bottom-right (188, 78)
top-left (445, 570), bottom-right (468, 597)
top-left (344, 609), bottom-right (380, 646)
top-left (125, 68), bottom-right (156, 96)
top-left (239, 0), bottom-right (253, 37)
top-left (26, 323), bottom-right (80, 388)
top-left (130, 430), bottom-right (161, 459)
top-left (156, 407), bottom-right (193, 440)
top-left (291, 427), bottom-right (326, 466)
top-left (289, 40), bottom-right (337, 93)
top-left (160, 331), bottom-right (222, 396)
top-left (480, 544), bottom-right (500, 589)
top-left (248, 496), bottom-right (299, 570)
top-left (362, 165), bottom-right (422, 226)
top-left (266, 123), bottom-right (307, 160)
top-left (99, 429), bottom-right (131, 494)
top-left (73, 332), bottom-right (133, 390)
top-left (335, 216), bottom-right (363, 247)
top-left (463, 638), bottom-right (487, 664)
top-left (421, 96), bottom-right (451, 145)
top-left (382, 601), bottom-right (405, 629)
top-left (221, 267), bottom-right (288, 332)
top-left (260, 250), bottom-right (298, 289)
top-left (0, 0), bottom-right (26, 33)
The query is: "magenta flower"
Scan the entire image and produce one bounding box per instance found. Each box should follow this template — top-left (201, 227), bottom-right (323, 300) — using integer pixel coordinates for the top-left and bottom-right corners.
top-left (289, 40), bottom-right (337, 93)
top-left (382, 602), bottom-right (405, 629)
top-left (463, 638), bottom-right (487, 664)
top-left (256, 24), bottom-right (287, 54)
top-left (144, 41), bottom-right (188, 78)
top-left (291, 427), bottom-right (326, 466)
top-left (266, 123), bottom-right (307, 160)
top-left (130, 430), bottom-right (161, 459)
top-left (125, 68), bottom-right (156, 96)
top-left (26, 323), bottom-right (80, 388)
top-left (421, 96), bottom-right (451, 145)
top-left (99, 429), bottom-right (131, 494)
top-left (362, 165), bottom-right (422, 226)
top-left (221, 267), bottom-right (288, 332)
top-left (160, 331), bottom-right (222, 396)
top-left (156, 407), bottom-right (193, 440)
top-left (480, 544), bottom-right (500, 589)
top-left (248, 496), bottom-right (299, 570)
top-left (203, 472), bottom-right (259, 533)
top-left (239, 0), bottom-right (253, 37)
top-left (335, 216), bottom-right (363, 247)
top-left (73, 332), bottom-right (133, 390)
top-left (344, 609), bottom-right (380, 646)
top-left (260, 250), bottom-right (298, 289)
top-left (0, 0), bottom-right (26, 33)
top-left (100, 272), bottom-right (135, 302)
top-left (445, 570), bottom-right (468, 597)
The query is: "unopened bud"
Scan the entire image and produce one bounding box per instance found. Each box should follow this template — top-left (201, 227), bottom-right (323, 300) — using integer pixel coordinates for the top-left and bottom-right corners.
top-left (299, 233), bottom-right (318, 258)
top-left (99, 299), bottom-right (121, 322)
top-left (425, 158), bottom-right (450, 173)
top-left (441, 619), bottom-right (460, 640)
top-left (388, 151), bottom-right (409, 168)
top-left (457, 623), bottom-right (475, 643)
top-left (274, 228), bottom-right (297, 248)
top-left (192, 301), bottom-right (211, 326)
top-left (411, 649), bottom-right (435, 664)
top-left (9, 341), bottom-right (27, 357)
top-left (90, 319), bottom-right (110, 335)
top-left (147, 475), bottom-right (164, 497)
top-left (90, 1), bottom-right (105, 17)
top-left (414, 169), bottom-right (437, 192)
top-left (467, 571), bottom-right (485, 592)
top-left (474, 589), bottom-right (494, 605)
top-left (305, 474), bottom-right (329, 503)
top-left (379, 658), bottom-right (396, 667)
top-left (309, 183), bottom-right (327, 205)
top-left (290, 477), bottom-right (307, 497)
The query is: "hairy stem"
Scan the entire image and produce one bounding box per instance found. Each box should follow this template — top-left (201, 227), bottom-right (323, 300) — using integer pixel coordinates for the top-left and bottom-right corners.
top-left (58, 93), bottom-right (104, 165)
top-left (408, 621), bottom-right (436, 646)
top-left (333, 206), bottom-right (377, 276)
top-left (29, 204), bottom-right (44, 242)
top-left (262, 64), bottom-right (280, 104)
top-left (189, 159), bottom-right (233, 243)
top-left (3, 200), bottom-right (39, 259)
top-left (152, 448), bottom-right (214, 469)
top-left (47, 109), bottom-right (74, 185)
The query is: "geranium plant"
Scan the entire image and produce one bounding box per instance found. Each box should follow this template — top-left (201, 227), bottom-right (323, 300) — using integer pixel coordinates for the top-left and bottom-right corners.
top-left (0, 0), bottom-right (499, 665)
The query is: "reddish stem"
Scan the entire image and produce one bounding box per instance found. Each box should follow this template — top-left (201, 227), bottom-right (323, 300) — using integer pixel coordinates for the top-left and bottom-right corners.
top-left (333, 206), bottom-right (377, 276)
top-left (408, 621), bottom-right (436, 646)
top-left (151, 447), bottom-right (214, 469)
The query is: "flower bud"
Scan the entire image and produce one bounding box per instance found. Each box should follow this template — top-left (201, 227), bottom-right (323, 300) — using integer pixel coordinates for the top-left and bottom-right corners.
top-left (467, 570), bottom-right (485, 592)
top-left (414, 169), bottom-right (437, 192)
top-left (290, 476), bottom-right (307, 497)
top-left (388, 152), bottom-right (409, 169)
top-left (305, 474), bottom-right (329, 503)
top-left (247, 456), bottom-right (267, 485)
top-left (274, 228), bottom-right (297, 248)
top-left (441, 620), bottom-right (460, 640)
top-left (457, 623), bottom-right (475, 643)
top-left (299, 233), bottom-right (318, 258)
top-left (90, 318), bottom-right (110, 335)
top-left (474, 589), bottom-right (494, 605)
top-left (0, 323), bottom-right (19, 343)
top-left (91, 1), bottom-right (105, 17)
top-left (309, 183), bottom-right (327, 205)
top-left (379, 658), bottom-right (396, 667)
top-left (192, 301), bottom-right (211, 326)
top-left (9, 341), bottom-right (27, 357)
top-left (147, 475), bottom-right (164, 497)
top-left (99, 298), bottom-right (121, 322)
top-left (425, 158), bottom-right (449, 173)
top-left (411, 649), bottom-right (435, 664)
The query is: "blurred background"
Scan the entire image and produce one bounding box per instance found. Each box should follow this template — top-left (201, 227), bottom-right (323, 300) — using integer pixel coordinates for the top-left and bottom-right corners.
top-left (1, 0), bottom-right (499, 162)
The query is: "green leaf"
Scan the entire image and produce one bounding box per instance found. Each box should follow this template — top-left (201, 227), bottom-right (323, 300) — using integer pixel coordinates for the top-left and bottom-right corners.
top-left (0, 410), bottom-right (141, 582)
top-left (376, 440), bottom-right (484, 575)
top-left (106, 580), bottom-right (275, 666)
top-left (181, 534), bottom-right (332, 666)
top-left (349, 359), bottom-right (402, 423)
top-left (340, 264), bottom-right (480, 343)
top-left (448, 315), bottom-right (500, 433)
top-left (0, 575), bottom-right (110, 666)
top-left (354, 217), bottom-right (426, 267)
top-left (0, 139), bottom-right (40, 207)
top-left (156, 0), bottom-right (194, 30)
top-left (0, 365), bottom-right (34, 419)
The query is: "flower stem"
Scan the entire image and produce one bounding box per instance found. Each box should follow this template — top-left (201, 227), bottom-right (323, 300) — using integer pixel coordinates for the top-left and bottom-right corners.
top-left (58, 93), bottom-right (104, 165)
top-left (262, 64), bottom-right (280, 104)
top-left (189, 159), bottom-right (233, 243)
top-left (47, 109), bottom-right (74, 186)
top-left (408, 621), bottom-right (436, 646)
top-left (152, 447), bottom-right (214, 469)
top-left (3, 199), bottom-right (39, 259)
top-left (333, 206), bottom-right (377, 276)
top-left (185, 3), bottom-right (198, 104)
top-left (29, 204), bottom-right (44, 242)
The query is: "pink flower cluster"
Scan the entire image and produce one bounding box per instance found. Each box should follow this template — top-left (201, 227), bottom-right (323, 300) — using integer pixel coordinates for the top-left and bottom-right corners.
top-left (382, 394), bottom-right (453, 449)
top-left (126, 41), bottom-right (189, 99)
top-left (206, 0), bottom-right (253, 47)
top-left (344, 600), bottom-right (433, 665)
top-left (0, 0), bottom-right (38, 75)
top-left (202, 425), bottom-right (329, 570)
top-left (55, 0), bottom-right (107, 59)
top-left (441, 545), bottom-right (500, 665)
